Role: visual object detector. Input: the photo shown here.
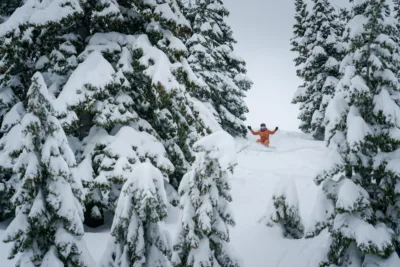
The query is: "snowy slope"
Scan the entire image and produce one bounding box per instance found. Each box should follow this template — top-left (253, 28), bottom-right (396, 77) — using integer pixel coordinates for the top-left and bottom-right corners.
top-left (230, 131), bottom-right (331, 266)
top-left (0, 130), bottom-right (331, 267)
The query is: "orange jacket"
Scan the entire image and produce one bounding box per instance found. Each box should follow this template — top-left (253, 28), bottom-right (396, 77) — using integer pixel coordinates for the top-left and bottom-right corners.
top-left (250, 128), bottom-right (277, 141)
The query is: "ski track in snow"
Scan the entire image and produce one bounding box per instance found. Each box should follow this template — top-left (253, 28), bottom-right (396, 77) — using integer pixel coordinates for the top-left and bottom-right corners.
top-left (0, 131), bottom-right (331, 266)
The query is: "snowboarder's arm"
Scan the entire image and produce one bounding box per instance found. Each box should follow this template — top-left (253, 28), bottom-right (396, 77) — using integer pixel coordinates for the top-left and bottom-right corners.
top-left (247, 126), bottom-right (259, 135)
top-left (268, 127), bottom-right (279, 135)
top-left (250, 129), bottom-right (259, 135)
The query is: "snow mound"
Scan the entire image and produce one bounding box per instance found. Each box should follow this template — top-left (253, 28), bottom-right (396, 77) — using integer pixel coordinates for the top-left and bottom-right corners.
top-left (55, 51), bottom-right (115, 111)
top-left (193, 130), bottom-right (236, 170)
top-left (104, 126), bottom-right (174, 173)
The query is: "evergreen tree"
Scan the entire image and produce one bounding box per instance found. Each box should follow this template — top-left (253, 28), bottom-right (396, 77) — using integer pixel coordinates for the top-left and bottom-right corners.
top-left (0, 0), bottom-right (85, 155)
top-left (292, 0), bottom-right (343, 140)
top-left (51, 0), bottom-right (210, 226)
top-left (0, 0), bottom-right (84, 221)
top-left (260, 177), bottom-right (304, 239)
top-left (0, 0), bottom-right (217, 231)
top-left (129, 0), bottom-right (210, 187)
top-left (1, 72), bottom-right (93, 266)
top-left (307, 0), bottom-right (400, 265)
top-left (290, 0), bottom-right (310, 69)
top-left (290, 0), bottom-right (310, 136)
top-left (101, 162), bottom-right (172, 267)
top-left (172, 131), bottom-right (240, 267)
top-left (395, 0), bottom-right (400, 28)
top-left (54, 49), bottom-right (127, 226)
top-left (394, 0), bottom-right (400, 46)
top-left (184, 0), bottom-right (252, 138)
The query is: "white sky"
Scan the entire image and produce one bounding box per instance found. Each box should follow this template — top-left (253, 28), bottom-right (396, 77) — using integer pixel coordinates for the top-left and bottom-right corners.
top-left (224, 0), bottom-right (348, 131)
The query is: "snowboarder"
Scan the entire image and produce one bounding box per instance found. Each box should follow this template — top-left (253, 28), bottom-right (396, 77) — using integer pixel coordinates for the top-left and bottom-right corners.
top-left (248, 123), bottom-right (278, 147)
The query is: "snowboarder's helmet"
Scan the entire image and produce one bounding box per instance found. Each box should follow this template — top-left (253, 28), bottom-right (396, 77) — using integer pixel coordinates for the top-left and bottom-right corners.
top-left (260, 123), bottom-right (266, 127)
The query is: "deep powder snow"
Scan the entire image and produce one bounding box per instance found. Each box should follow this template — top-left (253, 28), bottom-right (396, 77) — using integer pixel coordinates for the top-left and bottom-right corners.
top-left (0, 130), bottom-right (331, 267)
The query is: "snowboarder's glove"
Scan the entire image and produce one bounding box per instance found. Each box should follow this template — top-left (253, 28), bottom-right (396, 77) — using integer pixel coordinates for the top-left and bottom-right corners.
top-left (275, 127), bottom-right (279, 131)
top-left (247, 126), bottom-right (252, 130)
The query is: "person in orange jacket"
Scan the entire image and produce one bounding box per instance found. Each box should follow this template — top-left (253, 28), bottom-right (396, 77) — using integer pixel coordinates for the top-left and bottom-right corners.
top-left (248, 123), bottom-right (278, 147)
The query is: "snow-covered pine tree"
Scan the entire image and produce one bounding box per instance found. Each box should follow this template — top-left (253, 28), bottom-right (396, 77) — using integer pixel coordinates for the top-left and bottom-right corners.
top-left (260, 177), bottom-right (304, 239)
top-left (1, 72), bottom-right (93, 266)
top-left (52, 0), bottom-right (210, 226)
top-left (101, 162), bottom-right (172, 267)
top-left (0, 5), bottom-right (84, 224)
top-left (290, 0), bottom-right (310, 70)
top-left (172, 131), bottom-right (240, 267)
top-left (135, 6), bottom-right (208, 188)
top-left (394, 0), bottom-right (400, 48)
top-left (291, 0), bottom-right (311, 137)
top-left (54, 45), bottom-right (148, 225)
top-left (307, 0), bottom-right (400, 265)
top-left (292, 0), bottom-right (343, 140)
top-left (184, 0), bottom-right (252, 138)
top-left (0, 0), bottom-right (84, 136)
top-left (91, 125), bottom-right (175, 212)
top-left (128, 0), bottom-right (211, 187)
top-left (0, 0), bottom-right (84, 221)
top-left (53, 48), bottom-right (125, 226)
top-left (395, 0), bottom-right (400, 29)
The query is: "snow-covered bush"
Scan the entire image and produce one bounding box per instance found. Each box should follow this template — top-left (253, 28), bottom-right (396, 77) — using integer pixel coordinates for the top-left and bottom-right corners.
top-left (172, 131), bottom-right (240, 267)
top-left (260, 177), bottom-right (304, 239)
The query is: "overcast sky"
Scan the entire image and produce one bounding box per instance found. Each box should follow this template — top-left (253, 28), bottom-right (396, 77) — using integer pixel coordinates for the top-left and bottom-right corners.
top-left (224, 0), bottom-right (348, 132)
